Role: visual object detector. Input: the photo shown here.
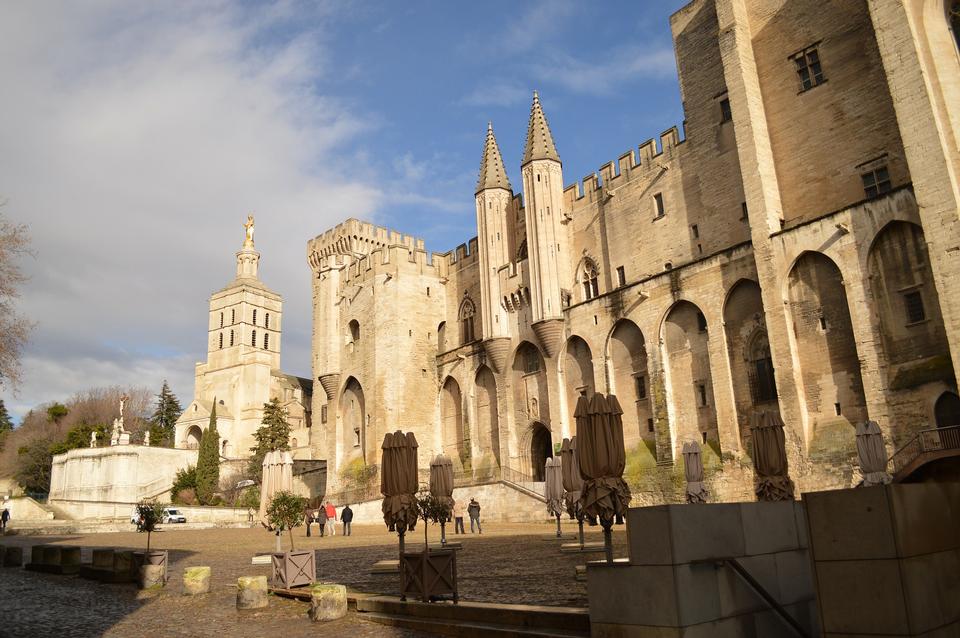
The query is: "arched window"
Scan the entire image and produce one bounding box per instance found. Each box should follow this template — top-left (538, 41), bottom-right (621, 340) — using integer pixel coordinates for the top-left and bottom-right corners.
top-left (252, 309), bottom-right (257, 325)
top-left (349, 320), bottom-right (360, 343)
top-left (229, 330), bottom-right (234, 346)
top-left (265, 313), bottom-right (270, 329)
top-left (263, 332), bottom-right (269, 350)
top-left (251, 329), bottom-right (257, 346)
top-left (219, 332), bottom-right (223, 349)
top-left (578, 258), bottom-right (599, 301)
top-left (459, 297), bottom-right (476, 344)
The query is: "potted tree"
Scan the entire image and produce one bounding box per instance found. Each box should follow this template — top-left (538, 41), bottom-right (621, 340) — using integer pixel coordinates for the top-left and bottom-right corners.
top-left (266, 490), bottom-right (315, 589)
top-left (135, 499), bottom-right (168, 588)
top-left (401, 489), bottom-right (457, 603)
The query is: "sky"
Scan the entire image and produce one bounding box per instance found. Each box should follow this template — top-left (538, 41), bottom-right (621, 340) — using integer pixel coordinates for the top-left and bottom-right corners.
top-left (1, 0), bottom-right (690, 422)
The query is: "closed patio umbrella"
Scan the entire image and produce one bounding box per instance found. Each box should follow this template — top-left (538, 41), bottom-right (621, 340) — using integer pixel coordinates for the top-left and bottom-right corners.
top-left (429, 454), bottom-right (454, 544)
top-left (749, 411), bottom-right (795, 501)
top-left (856, 420), bottom-right (892, 486)
top-left (682, 441), bottom-right (708, 504)
top-left (561, 437), bottom-right (587, 548)
top-left (381, 431), bottom-right (419, 554)
top-left (544, 456), bottom-right (565, 537)
top-left (259, 449), bottom-right (294, 552)
top-left (577, 392), bottom-right (632, 562)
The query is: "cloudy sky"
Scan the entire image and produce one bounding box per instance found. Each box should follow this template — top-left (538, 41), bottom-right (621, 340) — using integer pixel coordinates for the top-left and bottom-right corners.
top-left (1, 0), bottom-right (688, 421)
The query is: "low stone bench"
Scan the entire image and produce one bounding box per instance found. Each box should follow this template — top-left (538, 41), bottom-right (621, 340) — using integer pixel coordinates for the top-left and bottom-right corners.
top-left (309, 583), bottom-right (347, 622)
top-left (25, 544), bottom-right (81, 575)
top-left (1, 545), bottom-right (23, 568)
top-left (237, 576), bottom-right (269, 610)
top-left (80, 548), bottom-right (136, 583)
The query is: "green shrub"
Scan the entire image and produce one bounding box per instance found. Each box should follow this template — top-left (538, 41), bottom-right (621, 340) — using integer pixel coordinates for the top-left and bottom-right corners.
top-left (267, 490), bottom-right (308, 551)
top-left (237, 486), bottom-right (260, 509)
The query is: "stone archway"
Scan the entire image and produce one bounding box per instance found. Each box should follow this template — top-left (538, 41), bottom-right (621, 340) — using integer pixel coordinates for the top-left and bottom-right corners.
top-left (530, 422), bottom-right (553, 481)
top-left (935, 391), bottom-right (960, 427)
top-left (186, 425), bottom-right (202, 450)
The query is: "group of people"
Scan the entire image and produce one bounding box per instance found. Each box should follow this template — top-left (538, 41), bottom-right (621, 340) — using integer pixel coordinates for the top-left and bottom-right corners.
top-left (305, 501), bottom-right (353, 537)
top-left (451, 497), bottom-right (482, 534)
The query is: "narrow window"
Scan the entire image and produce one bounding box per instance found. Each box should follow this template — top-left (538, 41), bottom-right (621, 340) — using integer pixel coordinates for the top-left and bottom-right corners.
top-left (426, 287), bottom-right (430, 297)
top-left (219, 332), bottom-right (223, 349)
top-left (265, 313), bottom-right (270, 329)
top-left (818, 314), bottom-right (828, 331)
top-left (647, 418), bottom-right (654, 433)
top-left (834, 402), bottom-right (842, 416)
top-left (349, 320), bottom-right (360, 343)
top-left (229, 330), bottom-right (234, 346)
top-left (792, 46), bottom-right (825, 91)
top-left (635, 375), bottom-right (647, 400)
top-left (252, 309), bottom-right (257, 326)
top-left (263, 332), bottom-right (269, 350)
top-left (719, 98), bottom-right (732, 122)
top-left (220, 312), bottom-right (224, 328)
top-left (861, 166), bottom-right (892, 199)
top-left (231, 308), bottom-right (235, 324)
top-left (697, 384), bottom-right (708, 407)
top-left (321, 405), bottom-right (328, 424)
top-left (904, 290), bottom-right (925, 324)
top-left (740, 202), bottom-right (749, 220)
top-left (702, 431), bottom-right (708, 444)
top-left (691, 224), bottom-right (699, 239)
top-left (251, 329), bottom-right (256, 346)
top-left (616, 266), bottom-right (626, 288)
top-left (653, 193), bottom-right (665, 218)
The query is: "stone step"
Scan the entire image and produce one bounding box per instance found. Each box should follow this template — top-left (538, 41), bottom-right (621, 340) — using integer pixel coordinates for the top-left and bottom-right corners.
top-left (355, 595), bottom-right (589, 635)
top-left (361, 611), bottom-right (589, 638)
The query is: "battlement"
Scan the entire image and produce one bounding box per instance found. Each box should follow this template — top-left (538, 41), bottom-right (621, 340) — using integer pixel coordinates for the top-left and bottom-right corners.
top-left (562, 124), bottom-right (686, 209)
top-left (306, 218), bottom-right (426, 270)
top-left (336, 241), bottom-right (441, 287)
top-left (432, 237), bottom-right (480, 272)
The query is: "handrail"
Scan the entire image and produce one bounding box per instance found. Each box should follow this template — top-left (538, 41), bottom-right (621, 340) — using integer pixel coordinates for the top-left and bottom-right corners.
top-left (890, 424), bottom-right (960, 475)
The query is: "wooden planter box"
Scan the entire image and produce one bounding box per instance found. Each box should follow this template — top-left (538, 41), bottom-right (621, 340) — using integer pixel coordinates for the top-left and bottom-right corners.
top-left (270, 551), bottom-right (316, 589)
top-left (400, 550), bottom-right (458, 603)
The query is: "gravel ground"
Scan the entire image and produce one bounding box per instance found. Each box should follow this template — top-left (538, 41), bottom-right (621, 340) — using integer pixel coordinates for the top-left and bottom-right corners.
top-left (0, 520), bottom-right (625, 637)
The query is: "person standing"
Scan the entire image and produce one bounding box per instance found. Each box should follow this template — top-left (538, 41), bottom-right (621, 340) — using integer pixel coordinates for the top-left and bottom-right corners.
top-left (452, 499), bottom-right (465, 535)
top-left (304, 506), bottom-right (313, 537)
top-left (1, 507), bottom-right (9, 534)
top-left (315, 505), bottom-right (327, 537)
top-left (467, 498), bottom-right (481, 534)
top-left (341, 504), bottom-right (353, 536)
top-left (325, 501), bottom-right (337, 536)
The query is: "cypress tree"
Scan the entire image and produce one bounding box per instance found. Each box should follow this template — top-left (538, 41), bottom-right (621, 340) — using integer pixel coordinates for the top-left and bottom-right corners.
top-left (195, 400), bottom-right (220, 505)
top-left (248, 398), bottom-right (291, 478)
top-left (150, 380), bottom-right (182, 447)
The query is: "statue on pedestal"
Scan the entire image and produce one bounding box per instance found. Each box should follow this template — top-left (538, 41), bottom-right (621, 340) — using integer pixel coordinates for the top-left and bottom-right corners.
top-left (243, 214), bottom-right (255, 248)
top-left (90, 431), bottom-right (98, 448)
top-left (110, 419), bottom-right (120, 446)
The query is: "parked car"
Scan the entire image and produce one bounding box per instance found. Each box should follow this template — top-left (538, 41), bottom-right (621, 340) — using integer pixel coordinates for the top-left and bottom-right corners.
top-left (162, 508), bottom-right (186, 524)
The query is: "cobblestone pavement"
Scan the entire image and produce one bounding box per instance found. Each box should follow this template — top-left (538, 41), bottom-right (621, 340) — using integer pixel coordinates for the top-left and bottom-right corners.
top-left (0, 521), bottom-right (625, 637)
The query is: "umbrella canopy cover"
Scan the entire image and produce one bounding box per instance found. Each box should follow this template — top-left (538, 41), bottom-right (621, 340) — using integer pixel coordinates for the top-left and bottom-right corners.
top-left (681, 441), bottom-right (708, 504)
top-left (380, 431), bottom-right (419, 532)
top-left (544, 456), bottom-right (565, 516)
top-left (749, 411), bottom-right (796, 501)
top-left (560, 437), bottom-right (583, 518)
top-left (259, 450), bottom-right (294, 528)
top-left (856, 420), bottom-right (892, 486)
top-left (429, 454), bottom-right (455, 514)
top-left (576, 393), bottom-right (632, 522)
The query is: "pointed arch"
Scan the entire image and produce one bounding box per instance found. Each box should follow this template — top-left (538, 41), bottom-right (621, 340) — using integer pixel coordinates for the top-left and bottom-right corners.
top-left (561, 335), bottom-right (595, 431)
top-left (339, 376), bottom-right (365, 462)
top-left (441, 376), bottom-right (467, 464)
top-left (576, 257), bottom-right (600, 301)
top-left (475, 365), bottom-right (500, 467)
top-left (458, 297), bottom-right (476, 344)
top-left (511, 341), bottom-right (551, 463)
top-left (608, 319), bottom-right (653, 447)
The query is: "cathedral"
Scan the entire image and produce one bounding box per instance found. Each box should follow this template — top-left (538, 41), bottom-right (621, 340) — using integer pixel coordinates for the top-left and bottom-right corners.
top-left (306, 0), bottom-right (960, 502)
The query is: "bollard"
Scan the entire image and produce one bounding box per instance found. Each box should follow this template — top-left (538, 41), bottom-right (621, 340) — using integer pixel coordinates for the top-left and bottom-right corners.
top-left (236, 576), bottom-right (268, 610)
top-left (308, 583), bottom-right (347, 622)
top-left (183, 566), bottom-right (211, 595)
top-left (3, 546), bottom-right (23, 568)
top-left (139, 564), bottom-right (165, 589)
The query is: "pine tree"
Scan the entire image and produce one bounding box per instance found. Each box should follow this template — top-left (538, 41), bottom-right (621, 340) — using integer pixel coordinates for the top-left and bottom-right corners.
top-left (195, 400), bottom-right (220, 505)
top-left (150, 380), bottom-right (182, 447)
top-left (0, 400), bottom-right (13, 434)
top-left (248, 398), bottom-right (291, 479)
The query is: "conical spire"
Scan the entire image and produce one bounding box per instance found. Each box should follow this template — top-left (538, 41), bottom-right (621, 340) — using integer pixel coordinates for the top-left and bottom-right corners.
top-left (521, 91), bottom-right (560, 166)
top-left (476, 122), bottom-right (512, 194)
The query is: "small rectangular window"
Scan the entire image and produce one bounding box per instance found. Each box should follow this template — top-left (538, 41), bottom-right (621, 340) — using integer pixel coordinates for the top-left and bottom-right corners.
top-left (834, 402), bottom-right (842, 416)
top-left (740, 202), bottom-right (748, 220)
top-left (253, 309), bottom-right (257, 326)
top-left (818, 314), bottom-right (828, 331)
top-left (861, 165), bottom-right (892, 199)
top-left (697, 384), bottom-right (708, 407)
top-left (635, 375), bottom-right (647, 400)
top-left (792, 46), bottom-right (825, 91)
top-left (653, 193), bottom-right (665, 218)
top-left (904, 290), bottom-right (925, 324)
top-left (691, 224), bottom-right (699, 239)
top-left (719, 98), bottom-right (732, 122)
top-left (616, 266), bottom-right (626, 288)
top-left (320, 405), bottom-right (328, 424)
top-left (647, 418), bottom-right (654, 433)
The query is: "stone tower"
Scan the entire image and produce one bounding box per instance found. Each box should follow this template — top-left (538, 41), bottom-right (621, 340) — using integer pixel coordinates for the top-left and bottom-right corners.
top-left (475, 122), bottom-right (514, 372)
top-left (521, 92), bottom-right (569, 358)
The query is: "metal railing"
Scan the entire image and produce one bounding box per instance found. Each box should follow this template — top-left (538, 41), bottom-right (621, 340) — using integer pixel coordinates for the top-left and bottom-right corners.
top-left (890, 424), bottom-right (960, 475)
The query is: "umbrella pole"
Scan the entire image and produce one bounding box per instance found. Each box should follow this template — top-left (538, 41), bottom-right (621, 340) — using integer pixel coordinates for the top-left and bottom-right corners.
top-left (555, 512), bottom-right (561, 538)
top-left (577, 511), bottom-right (585, 550)
top-left (602, 521), bottom-right (613, 564)
top-left (440, 521), bottom-right (446, 546)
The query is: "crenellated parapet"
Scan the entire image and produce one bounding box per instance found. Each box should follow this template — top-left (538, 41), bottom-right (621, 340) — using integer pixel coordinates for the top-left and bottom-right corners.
top-left (306, 218), bottom-right (426, 269)
top-left (562, 124), bottom-right (686, 211)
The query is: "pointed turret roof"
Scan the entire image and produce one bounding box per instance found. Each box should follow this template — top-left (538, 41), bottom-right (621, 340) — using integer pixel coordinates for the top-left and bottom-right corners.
top-left (521, 91), bottom-right (560, 166)
top-left (476, 122), bottom-right (512, 194)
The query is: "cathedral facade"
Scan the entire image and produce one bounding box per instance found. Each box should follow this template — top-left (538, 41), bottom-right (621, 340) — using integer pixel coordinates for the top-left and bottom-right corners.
top-left (308, 0), bottom-right (960, 500)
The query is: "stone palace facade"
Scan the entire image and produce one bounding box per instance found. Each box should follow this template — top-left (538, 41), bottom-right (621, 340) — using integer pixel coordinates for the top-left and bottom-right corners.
top-left (307, 0), bottom-right (960, 500)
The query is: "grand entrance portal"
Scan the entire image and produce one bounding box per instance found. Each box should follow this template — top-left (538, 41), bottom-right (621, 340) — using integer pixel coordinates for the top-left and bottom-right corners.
top-left (530, 422), bottom-right (553, 481)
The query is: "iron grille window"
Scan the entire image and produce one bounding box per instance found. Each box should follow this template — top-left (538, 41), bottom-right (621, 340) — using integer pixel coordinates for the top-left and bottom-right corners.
top-left (748, 357), bottom-right (778, 405)
top-left (904, 290), bottom-right (925, 324)
top-left (793, 47), bottom-right (824, 91)
top-left (720, 98), bottom-right (732, 122)
top-left (635, 375), bottom-right (647, 400)
top-left (251, 329), bottom-right (256, 346)
top-left (862, 166), bottom-right (891, 199)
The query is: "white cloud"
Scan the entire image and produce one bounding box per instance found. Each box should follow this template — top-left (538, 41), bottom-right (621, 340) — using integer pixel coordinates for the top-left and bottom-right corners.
top-left (458, 81), bottom-right (529, 108)
top-left (532, 46), bottom-right (677, 96)
top-left (0, 1), bottom-right (383, 419)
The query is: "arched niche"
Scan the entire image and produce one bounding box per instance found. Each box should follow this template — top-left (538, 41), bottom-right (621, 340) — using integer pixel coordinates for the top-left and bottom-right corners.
top-left (339, 376), bottom-right (365, 462)
top-left (475, 366), bottom-right (500, 467)
top-left (441, 376), bottom-right (467, 465)
top-left (662, 300), bottom-right (718, 450)
top-left (563, 335), bottom-right (595, 431)
top-left (609, 319), bottom-right (653, 449)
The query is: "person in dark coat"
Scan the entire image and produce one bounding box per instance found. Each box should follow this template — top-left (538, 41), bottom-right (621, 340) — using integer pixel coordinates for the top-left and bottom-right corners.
top-left (315, 506), bottom-right (327, 537)
top-left (467, 498), bottom-right (481, 534)
top-left (341, 504), bottom-right (353, 536)
top-left (304, 506), bottom-right (313, 537)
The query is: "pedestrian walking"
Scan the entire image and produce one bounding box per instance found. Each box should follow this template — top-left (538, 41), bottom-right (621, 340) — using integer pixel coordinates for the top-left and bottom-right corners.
top-left (467, 497), bottom-right (481, 534)
top-left (325, 501), bottom-right (337, 536)
top-left (453, 499), bottom-right (465, 534)
top-left (315, 505), bottom-right (327, 537)
top-left (304, 506), bottom-right (313, 537)
top-left (341, 504), bottom-right (353, 536)
top-left (1, 507), bottom-right (9, 534)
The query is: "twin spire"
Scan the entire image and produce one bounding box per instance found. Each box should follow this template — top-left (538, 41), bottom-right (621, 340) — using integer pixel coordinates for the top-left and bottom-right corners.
top-left (475, 91), bottom-right (560, 194)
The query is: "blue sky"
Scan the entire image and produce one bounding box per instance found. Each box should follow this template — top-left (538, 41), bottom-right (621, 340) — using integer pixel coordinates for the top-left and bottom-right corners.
top-left (1, 0), bottom-right (690, 421)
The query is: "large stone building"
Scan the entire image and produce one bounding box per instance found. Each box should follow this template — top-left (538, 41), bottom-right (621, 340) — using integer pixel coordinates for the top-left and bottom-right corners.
top-left (175, 218), bottom-right (313, 460)
top-left (307, 0), bottom-right (960, 501)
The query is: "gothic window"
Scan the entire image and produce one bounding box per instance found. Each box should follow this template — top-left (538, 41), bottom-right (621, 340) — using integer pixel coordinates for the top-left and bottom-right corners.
top-left (524, 350), bottom-right (541, 374)
top-left (263, 332), bottom-right (269, 350)
top-left (219, 332), bottom-right (223, 349)
top-left (904, 290), bottom-right (926, 324)
top-left (251, 329), bottom-right (256, 347)
top-left (265, 313), bottom-right (270, 329)
top-left (578, 258), bottom-right (599, 301)
top-left (791, 45), bottom-right (825, 91)
top-left (252, 309), bottom-right (257, 326)
top-left (459, 297), bottom-right (476, 344)
top-left (229, 330), bottom-right (234, 346)
top-left (747, 331), bottom-right (778, 404)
